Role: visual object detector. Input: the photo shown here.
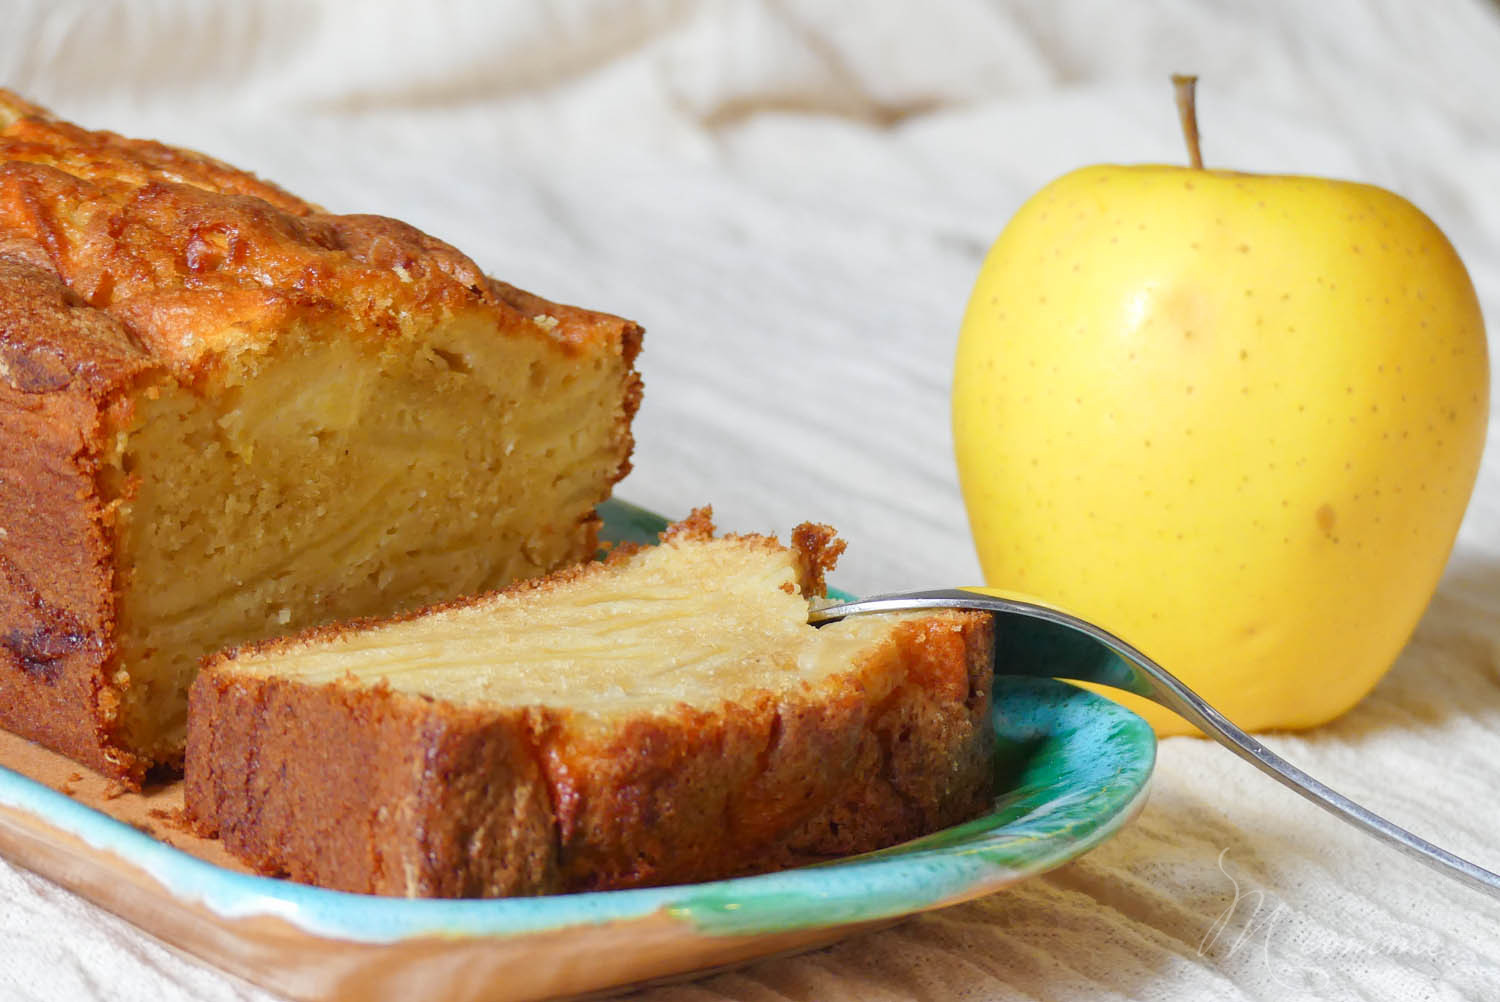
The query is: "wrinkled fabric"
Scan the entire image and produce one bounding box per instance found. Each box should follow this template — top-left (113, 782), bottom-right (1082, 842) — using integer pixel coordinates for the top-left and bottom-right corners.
top-left (1, 1), bottom-right (1498, 999)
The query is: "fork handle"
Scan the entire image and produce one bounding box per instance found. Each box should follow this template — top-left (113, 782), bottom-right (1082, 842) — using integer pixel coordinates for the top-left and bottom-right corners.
top-left (812, 588), bottom-right (1500, 898)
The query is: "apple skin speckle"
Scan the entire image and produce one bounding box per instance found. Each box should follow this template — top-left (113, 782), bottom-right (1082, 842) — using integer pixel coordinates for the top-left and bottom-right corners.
top-left (953, 162), bottom-right (1489, 735)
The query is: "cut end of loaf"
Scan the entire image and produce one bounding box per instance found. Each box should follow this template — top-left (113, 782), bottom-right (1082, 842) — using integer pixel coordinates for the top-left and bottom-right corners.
top-left (0, 92), bottom-right (644, 786)
top-left (104, 311), bottom-right (637, 770)
top-left (184, 512), bottom-right (995, 897)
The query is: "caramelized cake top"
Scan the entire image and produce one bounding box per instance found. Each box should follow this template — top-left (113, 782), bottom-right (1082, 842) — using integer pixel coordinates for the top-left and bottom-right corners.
top-left (0, 90), bottom-right (638, 388)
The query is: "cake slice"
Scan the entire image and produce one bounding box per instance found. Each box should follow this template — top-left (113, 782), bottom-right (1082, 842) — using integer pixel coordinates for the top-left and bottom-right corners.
top-left (184, 511), bottom-right (994, 898)
top-left (0, 92), bottom-right (641, 785)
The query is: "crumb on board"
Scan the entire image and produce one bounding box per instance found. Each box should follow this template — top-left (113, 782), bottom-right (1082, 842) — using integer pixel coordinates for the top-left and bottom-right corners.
top-left (147, 807), bottom-right (194, 834)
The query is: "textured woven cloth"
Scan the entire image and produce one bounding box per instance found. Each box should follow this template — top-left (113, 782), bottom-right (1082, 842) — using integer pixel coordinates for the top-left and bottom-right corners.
top-left (1, 1), bottom-right (1498, 999)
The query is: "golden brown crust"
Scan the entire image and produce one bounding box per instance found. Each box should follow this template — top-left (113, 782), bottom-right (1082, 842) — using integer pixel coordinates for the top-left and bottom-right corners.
top-left (0, 90), bottom-right (638, 386)
top-left (0, 256), bottom-right (157, 784)
top-left (657, 505), bottom-right (718, 544)
top-left (0, 92), bottom-right (643, 785)
top-left (185, 609), bottom-right (992, 897)
top-left (546, 609), bottom-right (992, 891)
top-left (789, 522), bottom-right (845, 599)
top-left (186, 674), bottom-right (559, 896)
top-left (657, 508), bottom-right (844, 598)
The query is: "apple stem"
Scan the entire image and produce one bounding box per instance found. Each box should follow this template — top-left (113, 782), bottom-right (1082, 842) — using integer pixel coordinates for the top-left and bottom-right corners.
top-left (1172, 74), bottom-right (1204, 169)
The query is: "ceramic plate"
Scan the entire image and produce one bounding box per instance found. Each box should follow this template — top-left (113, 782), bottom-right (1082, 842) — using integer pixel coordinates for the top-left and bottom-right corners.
top-left (0, 500), bottom-right (1156, 1002)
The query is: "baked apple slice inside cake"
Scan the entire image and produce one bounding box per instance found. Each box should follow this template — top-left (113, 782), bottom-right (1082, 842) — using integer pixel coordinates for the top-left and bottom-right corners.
top-left (184, 510), bottom-right (995, 897)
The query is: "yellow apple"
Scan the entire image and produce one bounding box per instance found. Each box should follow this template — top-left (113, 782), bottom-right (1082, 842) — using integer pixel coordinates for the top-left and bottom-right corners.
top-left (952, 163), bottom-right (1489, 734)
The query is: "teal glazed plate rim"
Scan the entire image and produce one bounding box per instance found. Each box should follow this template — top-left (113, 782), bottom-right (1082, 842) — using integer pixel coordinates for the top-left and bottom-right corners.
top-left (0, 499), bottom-right (1158, 1001)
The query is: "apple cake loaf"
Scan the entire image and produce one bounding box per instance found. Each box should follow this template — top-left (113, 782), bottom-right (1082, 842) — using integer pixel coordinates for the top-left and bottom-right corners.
top-left (183, 510), bottom-right (994, 897)
top-left (0, 92), bottom-right (642, 785)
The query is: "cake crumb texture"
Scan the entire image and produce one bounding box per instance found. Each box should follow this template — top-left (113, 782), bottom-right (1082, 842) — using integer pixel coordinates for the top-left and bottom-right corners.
top-left (0, 91), bottom-right (642, 784)
top-left (184, 513), bottom-right (995, 897)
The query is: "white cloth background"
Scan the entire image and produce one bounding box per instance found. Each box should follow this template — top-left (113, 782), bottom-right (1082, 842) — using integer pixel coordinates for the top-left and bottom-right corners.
top-left (1, 1), bottom-right (1499, 999)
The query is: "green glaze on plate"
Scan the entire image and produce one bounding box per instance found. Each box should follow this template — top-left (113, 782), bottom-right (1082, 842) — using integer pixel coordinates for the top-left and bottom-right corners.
top-left (665, 676), bottom-right (1155, 934)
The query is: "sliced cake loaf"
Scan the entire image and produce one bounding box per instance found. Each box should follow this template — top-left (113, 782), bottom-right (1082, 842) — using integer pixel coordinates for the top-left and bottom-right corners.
top-left (184, 511), bottom-right (994, 897)
top-left (0, 93), bottom-right (641, 784)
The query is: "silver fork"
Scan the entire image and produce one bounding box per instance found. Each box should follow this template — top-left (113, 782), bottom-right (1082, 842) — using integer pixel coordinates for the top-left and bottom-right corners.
top-left (809, 588), bottom-right (1500, 897)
